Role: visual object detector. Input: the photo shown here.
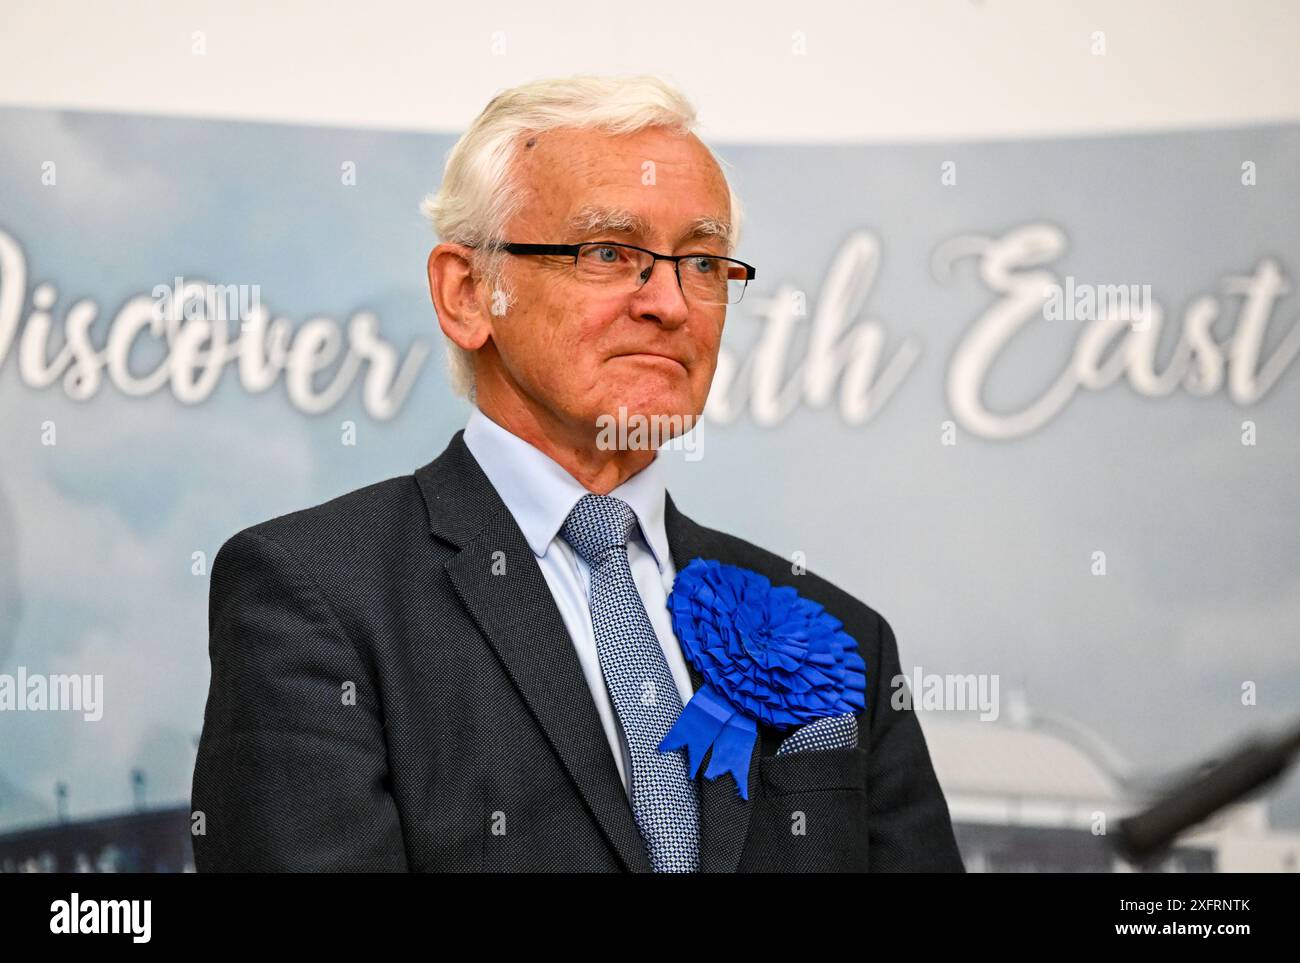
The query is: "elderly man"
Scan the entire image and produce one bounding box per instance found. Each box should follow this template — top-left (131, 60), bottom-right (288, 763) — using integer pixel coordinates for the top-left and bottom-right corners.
top-left (192, 75), bottom-right (962, 873)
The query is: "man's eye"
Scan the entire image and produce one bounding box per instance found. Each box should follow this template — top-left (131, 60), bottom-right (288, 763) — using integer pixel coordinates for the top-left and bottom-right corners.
top-left (583, 245), bottom-right (626, 263)
top-left (686, 256), bottom-right (718, 273)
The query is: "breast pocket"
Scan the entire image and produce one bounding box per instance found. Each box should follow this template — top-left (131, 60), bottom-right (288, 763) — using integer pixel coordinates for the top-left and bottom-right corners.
top-left (738, 747), bottom-right (870, 872)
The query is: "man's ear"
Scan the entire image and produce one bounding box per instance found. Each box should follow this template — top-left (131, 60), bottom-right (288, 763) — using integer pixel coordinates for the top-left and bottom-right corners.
top-left (427, 243), bottom-right (493, 352)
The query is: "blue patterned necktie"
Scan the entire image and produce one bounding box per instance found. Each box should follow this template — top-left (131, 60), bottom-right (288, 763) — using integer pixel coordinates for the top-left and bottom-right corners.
top-left (560, 493), bottom-right (700, 873)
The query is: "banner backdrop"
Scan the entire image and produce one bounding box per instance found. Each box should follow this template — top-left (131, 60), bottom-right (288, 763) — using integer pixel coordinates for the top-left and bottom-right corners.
top-left (1, 107), bottom-right (1297, 832)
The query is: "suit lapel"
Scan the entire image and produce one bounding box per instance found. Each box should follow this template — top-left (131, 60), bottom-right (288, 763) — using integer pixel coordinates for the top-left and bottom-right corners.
top-left (665, 492), bottom-right (759, 873)
top-left (416, 431), bottom-right (651, 872)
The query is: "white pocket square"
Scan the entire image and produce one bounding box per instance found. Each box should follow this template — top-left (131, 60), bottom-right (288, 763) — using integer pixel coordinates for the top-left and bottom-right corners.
top-left (776, 713), bottom-right (859, 755)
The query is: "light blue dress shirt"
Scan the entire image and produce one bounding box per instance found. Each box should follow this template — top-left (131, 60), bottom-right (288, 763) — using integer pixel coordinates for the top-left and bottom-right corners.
top-left (462, 406), bottom-right (695, 798)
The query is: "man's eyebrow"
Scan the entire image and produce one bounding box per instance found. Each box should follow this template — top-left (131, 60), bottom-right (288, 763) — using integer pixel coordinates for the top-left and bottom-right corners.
top-left (565, 205), bottom-right (647, 237)
top-left (565, 205), bottom-right (732, 247)
top-left (681, 216), bottom-right (732, 246)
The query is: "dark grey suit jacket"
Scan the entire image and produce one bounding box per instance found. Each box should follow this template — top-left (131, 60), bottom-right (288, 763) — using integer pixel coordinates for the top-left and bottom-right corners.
top-left (191, 429), bottom-right (964, 872)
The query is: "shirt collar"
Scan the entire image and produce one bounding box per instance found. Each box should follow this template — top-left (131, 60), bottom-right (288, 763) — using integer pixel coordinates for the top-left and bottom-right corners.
top-left (462, 405), bottom-right (671, 573)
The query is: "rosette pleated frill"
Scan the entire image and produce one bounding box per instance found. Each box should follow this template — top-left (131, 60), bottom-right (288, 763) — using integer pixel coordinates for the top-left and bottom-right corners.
top-left (657, 558), bottom-right (868, 800)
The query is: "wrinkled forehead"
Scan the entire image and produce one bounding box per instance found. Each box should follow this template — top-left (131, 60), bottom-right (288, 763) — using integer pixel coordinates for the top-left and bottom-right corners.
top-left (509, 127), bottom-right (733, 247)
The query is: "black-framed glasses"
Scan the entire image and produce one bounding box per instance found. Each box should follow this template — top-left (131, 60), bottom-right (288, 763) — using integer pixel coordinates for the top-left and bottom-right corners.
top-left (470, 240), bottom-right (756, 306)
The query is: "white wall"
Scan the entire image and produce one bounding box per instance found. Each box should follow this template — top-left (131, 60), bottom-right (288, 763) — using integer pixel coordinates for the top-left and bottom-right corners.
top-left (1, 0), bottom-right (1297, 141)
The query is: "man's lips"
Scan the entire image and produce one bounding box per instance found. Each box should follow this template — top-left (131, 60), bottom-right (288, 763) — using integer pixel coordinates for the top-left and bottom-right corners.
top-left (612, 352), bottom-right (688, 370)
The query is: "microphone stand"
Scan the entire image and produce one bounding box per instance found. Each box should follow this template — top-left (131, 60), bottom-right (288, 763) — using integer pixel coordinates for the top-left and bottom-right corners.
top-left (1115, 715), bottom-right (1300, 864)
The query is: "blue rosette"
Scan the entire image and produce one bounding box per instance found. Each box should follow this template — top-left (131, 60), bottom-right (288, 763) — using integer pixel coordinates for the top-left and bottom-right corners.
top-left (657, 557), bottom-right (868, 800)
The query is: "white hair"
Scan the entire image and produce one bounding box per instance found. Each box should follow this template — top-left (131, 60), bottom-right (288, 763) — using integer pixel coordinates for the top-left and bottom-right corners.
top-left (420, 74), bottom-right (745, 399)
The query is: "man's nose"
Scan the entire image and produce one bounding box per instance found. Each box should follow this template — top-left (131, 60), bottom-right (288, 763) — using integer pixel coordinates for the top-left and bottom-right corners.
top-left (631, 258), bottom-right (690, 327)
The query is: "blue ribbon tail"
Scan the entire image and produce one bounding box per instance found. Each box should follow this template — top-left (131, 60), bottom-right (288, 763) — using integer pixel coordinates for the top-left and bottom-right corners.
top-left (658, 686), bottom-right (731, 778)
top-left (702, 712), bottom-right (757, 801)
top-left (660, 686), bottom-right (758, 800)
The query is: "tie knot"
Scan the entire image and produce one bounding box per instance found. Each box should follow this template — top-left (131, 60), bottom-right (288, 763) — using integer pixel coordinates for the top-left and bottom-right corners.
top-left (560, 493), bottom-right (639, 566)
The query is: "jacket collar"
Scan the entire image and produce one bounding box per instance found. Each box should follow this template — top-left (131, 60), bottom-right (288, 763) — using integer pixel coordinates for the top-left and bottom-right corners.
top-left (461, 405), bottom-right (671, 572)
